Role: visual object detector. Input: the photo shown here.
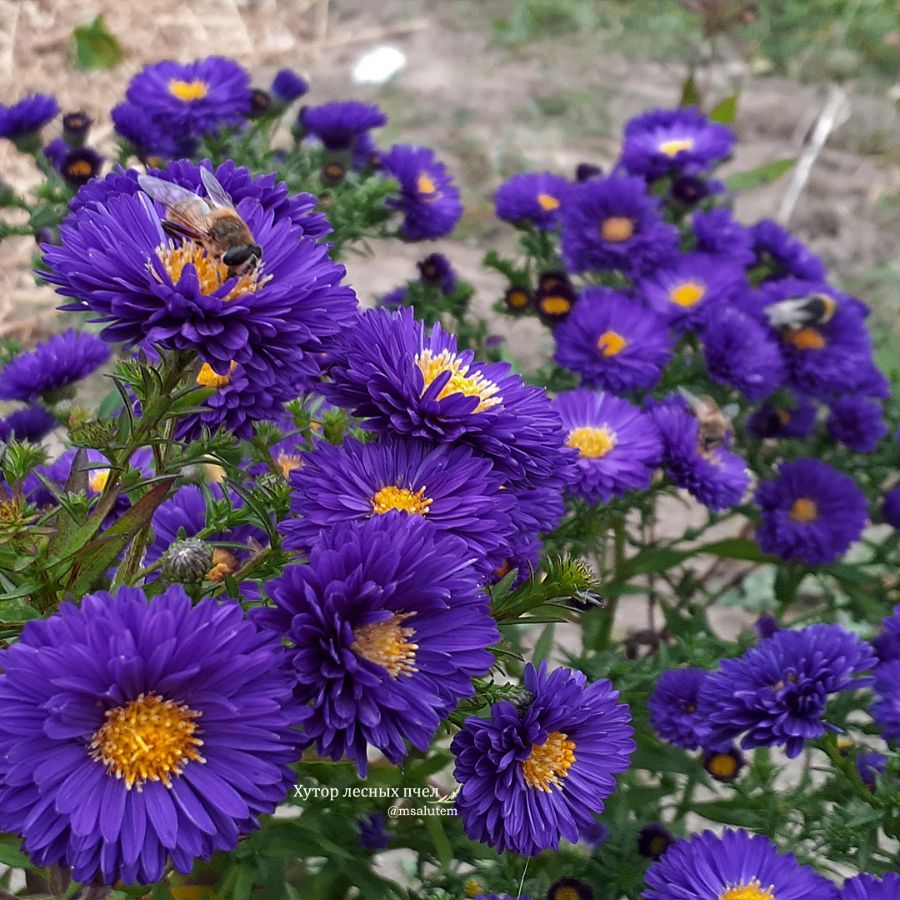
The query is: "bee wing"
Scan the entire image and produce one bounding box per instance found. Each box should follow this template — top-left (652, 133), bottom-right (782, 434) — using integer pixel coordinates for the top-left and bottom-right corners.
top-left (199, 167), bottom-right (237, 211)
top-left (763, 297), bottom-right (806, 329)
top-left (138, 174), bottom-right (213, 241)
top-left (677, 385), bottom-right (701, 412)
top-left (721, 403), bottom-right (739, 421)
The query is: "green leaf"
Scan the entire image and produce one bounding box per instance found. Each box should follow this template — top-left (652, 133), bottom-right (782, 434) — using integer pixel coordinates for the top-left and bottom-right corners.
top-left (0, 838), bottom-right (33, 869)
top-left (97, 389), bottom-right (125, 419)
top-left (64, 478), bottom-right (174, 595)
top-left (532, 623), bottom-right (555, 665)
top-left (710, 92), bottom-right (739, 124)
top-left (425, 813), bottom-right (453, 870)
top-left (73, 15), bottom-right (122, 71)
top-left (698, 537), bottom-right (773, 562)
top-left (631, 744), bottom-right (700, 777)
top-left (724, 158), bottom-right (795, 192)
top-left (691, 800), bottom-right (764, 828)
top-left (679, 72), bottom-right (701, 108)
top-left (622, 547), bottom-right (687, 578)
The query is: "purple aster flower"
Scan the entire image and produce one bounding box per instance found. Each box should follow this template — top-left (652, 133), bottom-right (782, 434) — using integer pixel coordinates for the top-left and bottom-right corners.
top-left (357, 811), bottom-right (391, 851)
top-left (648, 668), bottom-right (708, 750)
top-left (494, 171), bottom-right (570, 229)
top-left (323, 308), bottom-right (570, 485)
top-left (56, 147), bottom-right (104, 188)
top-left (841, 874), bottom-right (900, 900)
top-left (555, 388), bottom-right (662, 503)
top-left (703, 306), bottom-right (786, 400)
top-left (43, 137), bottom-right (68, 169)
top-left (647, 395), bottom-right (750, 512)
top-left (637, 252), bottom-right (745, 331)
top-left (417, 252), bottom-right (457, 293)
top-left (637, 823), bottom-right (675, 860)
top-left (855, 750), bottom-right (887, 789)
top-left (42, 168), bottom-right (354, 383)
top-left (548, 878), bottom-right (594, 900)
top-left (620, 107), bottom-right (733, 179)
top-left (580, 819), bottom-right (609, 849)
top-left (698, 624), bottom-right (875, 758)
top-left (177, 358), bottom-right (296, 441)
top-left (271, 68), bottom-right (308, 104)
top-left (111, 102), bottom-right (183, 160)
top-left (755, 458), bottom-right (867, 566)
top-left (0, 405), bottom-right (57, 443)
top-left (124, 56), bottom-right (251, 142)
top-left (0, 585), bottom-right (300, 885)
top-left (279, 434), bottom-right (516, 576)
top-left (691, 207), bottom-right (755, 267)
top-left (62, 111), bottom-right (92, 144)
top-left (576, 162), bottom-right (603, 182)
top-left (669, 175), bottom-right (724, 208)
top-left (451, 662), bottom-right (634, 857)
top-left (872, 605), bottom-right (900, 662)
top-left (0, 329), bottom-right (109, 402)
top-left (703, 745), bottom-right (746, 782)
top-left (755, 281), bottom-right (886, 400)
top-left (0, 94), bottom-right (58, 142)
top-left (644, 829), bottom-right (838, 899)
top-left (826, 396), bottom-right (887, 453)
top-left (883, 487), bottom-right (900, 530)
top-left (751, 219), bottom-right (827, 281)
top-left (381, 144), bottom-right (463, 240)
top-left (554, 288), bottom-right (673, 392)
top-left (872, 660), bottom-right (900, 743)
top-left (560, 175), bottom-right (679, 275)
top-left (378, 286), bottom-right (408, 309)
top-left (755, 615), bottom-right (780, 640)
top-left (299, 100), bottom-right (386, 150)
top-left (745, 394), bottom-right (817, 440)
top-left (258, 514), bottom-right (497, 775)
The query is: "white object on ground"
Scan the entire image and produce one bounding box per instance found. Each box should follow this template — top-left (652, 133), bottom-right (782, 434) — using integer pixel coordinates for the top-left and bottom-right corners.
top-left (352, 46), bottom-right (407, 85)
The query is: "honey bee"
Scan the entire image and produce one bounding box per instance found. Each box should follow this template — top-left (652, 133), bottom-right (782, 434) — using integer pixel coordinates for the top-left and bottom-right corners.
top-left (138, 169), bottom-right (261, 276)
top-left (679, 388), bottom-right (736, 455)
top-left (764, 292), bottom-right (836, 331)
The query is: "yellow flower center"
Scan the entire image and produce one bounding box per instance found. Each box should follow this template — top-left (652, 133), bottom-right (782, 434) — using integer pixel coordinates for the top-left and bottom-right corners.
top-left (66, 159), bottom-right (94, 178)
top-left (154, 242), bottom-right (262, 300)
top-left (707, 752), bottom-right (739, 779)
top-left (596, 330), bottom-right (629, 357)
top-left (168, 79), bottom-right (209, 102)
top-left (659, 137), bottom-right (695, 157)
top-left (506, 289), bottom-right (530, 309)
top-left (521, 731), bottom-right (576, 791)
top-left (417, 172), bottom-right (437, 197)
top-left (415, 349), bottom-right (501, 413)
top-left (537, 192), bottom-right (560, 211)
top-left (463, 879), bottom-right (484, 898)
top-left (88, 468), bottom-right (109, 494)
top-left (207, 548), bottom-right (238, 583)
top-left (789, 498), bottom-right (818, 523)
top-left (649, 835), bottom-right (671, 856)
top-left (567, 425), bottom-right (617, 459)
top-left (600, 216), bottom-right (635, 242)
top-left (553, 888), bottom-right (581, 900)
top-left (351, 612), bottom-right (418, 678)
top-left (89, 692), bottom-right (205, 790)
top-left (371, 485), bottom-right (432, 516)
top-left (669, 280), bottom-right (706, 308)
top-left (776, 409), bottom-right (792, 425)
top-left (783, 327), bottom-right (826, 350)
top-left (276, 451), bottom-right (302, 479)
top-left (539, 295), bottom-right (571, 316)
top-left (196, 360), bottom-right (237, 389)
top-left (719, 880), bottom-right (776, 900)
